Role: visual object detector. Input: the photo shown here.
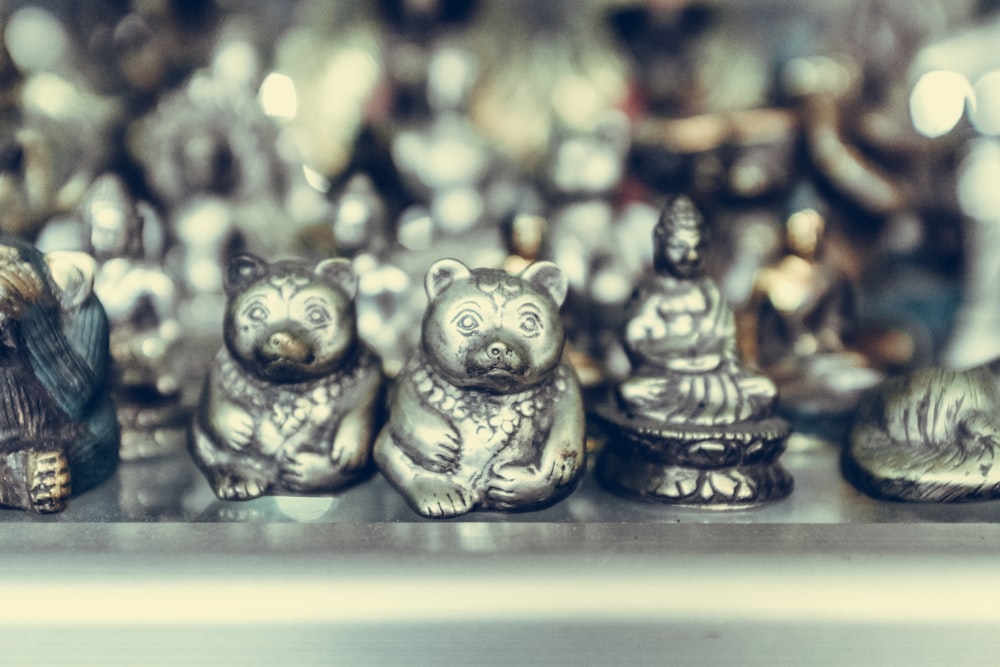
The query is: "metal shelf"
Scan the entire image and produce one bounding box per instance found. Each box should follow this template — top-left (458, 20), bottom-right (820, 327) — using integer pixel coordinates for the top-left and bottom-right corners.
top-left (1, 438), bottom-right (999, 665)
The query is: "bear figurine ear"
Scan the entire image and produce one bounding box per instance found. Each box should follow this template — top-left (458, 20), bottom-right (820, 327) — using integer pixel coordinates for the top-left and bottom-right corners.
top-left (225, 253), bottom-right (268, 296)
top-left (44, 251), bottom-right (97, 310)
top-left (315, 258), bottom-right (358, 300)
top-left (425, 258), bottom-right (470, 299)
top-left (520, 261), bottom-right (568, 307)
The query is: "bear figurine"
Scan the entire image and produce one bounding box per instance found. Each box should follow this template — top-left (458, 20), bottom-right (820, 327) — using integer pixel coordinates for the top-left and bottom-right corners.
top-left (0, 239), bottom-right (119, 513)
top-left (374, 258), bottom-right (586, 518)
top-left (190, 253), bottom-right (383, 500)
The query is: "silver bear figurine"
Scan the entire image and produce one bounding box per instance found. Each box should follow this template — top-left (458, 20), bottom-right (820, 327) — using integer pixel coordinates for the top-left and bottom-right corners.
top-left (374, 258), bottom-right (586, 518)
top-left (190, 253), bottom-right (383, 500)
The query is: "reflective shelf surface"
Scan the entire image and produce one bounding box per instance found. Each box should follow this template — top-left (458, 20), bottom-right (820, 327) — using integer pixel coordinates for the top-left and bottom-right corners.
top-left (2, 432), bottom-right (1000, 666)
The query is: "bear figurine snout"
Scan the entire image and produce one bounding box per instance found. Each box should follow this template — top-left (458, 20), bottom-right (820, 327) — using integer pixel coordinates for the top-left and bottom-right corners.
top-left (488, 342), bottom-right (515, 365)
top-left (472, 339), bottom-right (525, 375)
top-left (262, 330), bottom-right (314, 364)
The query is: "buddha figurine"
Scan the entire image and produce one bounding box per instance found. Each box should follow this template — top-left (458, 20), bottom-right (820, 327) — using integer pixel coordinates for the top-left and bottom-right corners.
top-left (596, 196), bottom-right (792, 506)
top-left (746, 207), bottom-right (882, 429)
top-left (616, 196), bottom-right (779, 426)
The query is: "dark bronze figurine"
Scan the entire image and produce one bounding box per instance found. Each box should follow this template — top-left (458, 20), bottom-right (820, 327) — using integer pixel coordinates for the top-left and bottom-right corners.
top-left (595, 196), bottom-right (792, 506)
top-left (189, 253), bottom-right (383, 500)
top-left (374, 258), bottom-right (586, 518)
top-left (0, 239), bottom-right (119, 512)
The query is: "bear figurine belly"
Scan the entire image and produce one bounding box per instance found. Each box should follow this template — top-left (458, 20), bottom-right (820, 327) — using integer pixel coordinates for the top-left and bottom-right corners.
top-left (190, 253), bottom-right (383, 500)
top-left (374, 258), bottom-right (586, 518)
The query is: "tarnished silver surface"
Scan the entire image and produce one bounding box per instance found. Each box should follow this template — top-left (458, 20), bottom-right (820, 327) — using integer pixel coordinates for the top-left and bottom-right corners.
top-left (597, 197), bottom-right (792, 505)
top-left (190, 253), bottom-right (383, 500)
top-left (847, 358), bottom-right (1000, 502)
top-left (374, 258), bottom-right (585, 518)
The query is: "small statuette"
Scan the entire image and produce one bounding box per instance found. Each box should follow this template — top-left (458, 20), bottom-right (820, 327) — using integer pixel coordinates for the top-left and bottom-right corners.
top-left (745, 206), bottom-right (883, 432)
top-left (0, 239), bottom-right (119, 512)
top-left (329, 173), bottom-right (391, 258)
top-left (846, 358), bottom-right (1000, 502)
top-left (374, 259), bottom-right (586, 518)
top-left (595, 196), bottom-right (792, 506)
top-left (189, 253), bottom-right (384, 500)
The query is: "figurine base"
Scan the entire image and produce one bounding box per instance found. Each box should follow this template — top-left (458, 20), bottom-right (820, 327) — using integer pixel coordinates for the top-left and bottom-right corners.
top-left (594, 405), bottom-right (793, 506)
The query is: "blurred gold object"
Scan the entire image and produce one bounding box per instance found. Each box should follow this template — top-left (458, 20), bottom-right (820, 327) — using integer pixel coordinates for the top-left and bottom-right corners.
top-left (745, 207), bottom-right (883, 418)
top-left (466, 0), bottom-right (630, 167)
top-left (269, 2), bottom-right (386, 179)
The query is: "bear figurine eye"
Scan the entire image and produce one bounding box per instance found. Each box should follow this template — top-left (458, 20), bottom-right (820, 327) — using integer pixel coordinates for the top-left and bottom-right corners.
top-left (452, 308), bottom-right (482, 335)
top-left (244, 304), bottom-right (268, 322)
top-left (306, 305), bottom-right (331, 326)
top-left (519, 313), bottom-right (542, 337)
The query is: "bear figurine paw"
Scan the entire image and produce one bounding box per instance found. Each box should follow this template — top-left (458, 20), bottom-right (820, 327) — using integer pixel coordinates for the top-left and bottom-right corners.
top-left (215, 405), bottom-right (254, 452)
top-left (212, 473), bottom-right (269, 501)
top-left (27, 450), bottom-right (72, 514)
top-left (279, 450), bottom-right (346, 492)
top-left (406, 473), bottom-right (476, 518)
top-left (486, 463), bottom-right (558, 511)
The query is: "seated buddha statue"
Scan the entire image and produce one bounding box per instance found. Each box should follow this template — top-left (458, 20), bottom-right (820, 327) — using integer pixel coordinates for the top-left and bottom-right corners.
top-left (751, 208), bottom-right (855, 367)
top-left (746, 207), bottom-right (882, 419)
top-left (615, 196), bottom-right (778, 427)
top-left (597, 197), bottom-right (792, 506)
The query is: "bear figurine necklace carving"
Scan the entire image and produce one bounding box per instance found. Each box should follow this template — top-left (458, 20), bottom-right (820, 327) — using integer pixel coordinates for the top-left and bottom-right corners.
top-left (374, 259), bottom-right (586, 518)
top-left (190, 253), bottom-right (384, 500)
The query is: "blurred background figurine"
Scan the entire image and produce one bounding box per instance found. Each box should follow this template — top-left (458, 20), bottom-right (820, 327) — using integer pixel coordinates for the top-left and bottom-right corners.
top-left (0, 6), bottom-right (123, 239)
top-left (743, 204), bottom-right (883, 436)
top-left (38, 173), bottom-right (185, 460)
